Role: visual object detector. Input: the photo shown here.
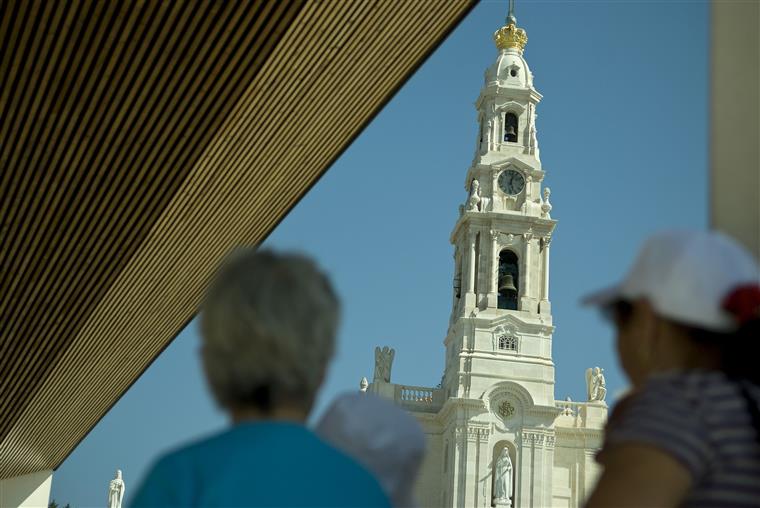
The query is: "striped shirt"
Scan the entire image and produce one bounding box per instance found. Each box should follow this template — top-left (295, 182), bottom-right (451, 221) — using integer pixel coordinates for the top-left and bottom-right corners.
top-left (600, 370), bottom-right (760, 508)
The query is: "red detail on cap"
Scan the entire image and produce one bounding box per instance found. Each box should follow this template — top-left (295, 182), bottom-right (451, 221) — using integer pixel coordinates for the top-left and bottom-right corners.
top-left (722, 284), bottom-right (760, 325)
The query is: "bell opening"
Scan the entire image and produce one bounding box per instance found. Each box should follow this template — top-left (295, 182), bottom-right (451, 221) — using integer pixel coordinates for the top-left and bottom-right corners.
top-left (497, 250), bottom-right (519, 310)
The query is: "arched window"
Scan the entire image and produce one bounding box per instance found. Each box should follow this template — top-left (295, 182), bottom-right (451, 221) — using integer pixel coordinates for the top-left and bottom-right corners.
top-left (504, 112), bottom-right (518, 143)
top-left (498, 335), bottom-right (518, 351)
top-left (497, 250), bottom-right (519, 310)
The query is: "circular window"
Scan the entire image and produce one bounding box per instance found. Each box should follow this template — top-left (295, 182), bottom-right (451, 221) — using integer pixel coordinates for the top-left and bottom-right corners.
top-left (510, 68), bottom-right (518, 77)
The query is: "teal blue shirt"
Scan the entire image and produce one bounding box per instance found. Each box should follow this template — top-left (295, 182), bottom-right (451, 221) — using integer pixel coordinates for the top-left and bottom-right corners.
top-left (129, 421), bottom-right (390, 508)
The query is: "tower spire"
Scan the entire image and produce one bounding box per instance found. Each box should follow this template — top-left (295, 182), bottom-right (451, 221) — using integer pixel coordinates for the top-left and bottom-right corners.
top-left (493, 3), bottom-right (528, 53)
top-left (507, 0), bottom-right (516, 25)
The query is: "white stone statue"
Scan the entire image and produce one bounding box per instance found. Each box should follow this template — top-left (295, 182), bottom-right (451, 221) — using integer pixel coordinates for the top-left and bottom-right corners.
top-left (107, 469), bottom-right (125, 508)
top-left (359, 376), bottom-right (368, 392)
top-left (493, 448), bottom-right (513, 506)
top-left (562, 396), bottom-right (575, 416)
top-left (586, 367), bottom-right (607, 402)
top-left (373, 346), bottom-right (395, 383)
top-left (466, 179), bottom-right (482, 212)
top-left (541, 187), bottom-right (552, 218)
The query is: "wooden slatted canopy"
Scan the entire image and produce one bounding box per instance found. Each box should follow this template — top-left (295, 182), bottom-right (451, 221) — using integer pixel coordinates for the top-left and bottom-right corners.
top-left (0, 0), bottom-right (476, 479)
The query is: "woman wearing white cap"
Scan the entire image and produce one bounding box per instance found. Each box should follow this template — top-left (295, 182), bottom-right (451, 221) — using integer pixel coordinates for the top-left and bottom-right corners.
top-left (584, 231), bottom-right (760, 508)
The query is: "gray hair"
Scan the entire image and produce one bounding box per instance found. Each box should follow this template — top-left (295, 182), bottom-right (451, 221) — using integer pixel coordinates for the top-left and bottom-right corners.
top-left (200, 248), bottom-right (339, 411)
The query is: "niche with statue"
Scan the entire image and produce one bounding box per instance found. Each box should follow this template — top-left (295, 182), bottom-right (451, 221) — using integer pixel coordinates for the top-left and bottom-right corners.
top-left (491, 442), bottom-right (516, 507)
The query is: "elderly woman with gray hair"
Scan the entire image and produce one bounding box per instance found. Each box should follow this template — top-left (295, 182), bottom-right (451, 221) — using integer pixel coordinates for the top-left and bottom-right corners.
top-left (130, 249), bottom-right (390, 507)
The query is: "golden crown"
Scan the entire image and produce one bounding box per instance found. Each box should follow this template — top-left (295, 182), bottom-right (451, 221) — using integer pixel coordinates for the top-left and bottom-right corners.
top-left (493, 21), bottom-right (528, 51)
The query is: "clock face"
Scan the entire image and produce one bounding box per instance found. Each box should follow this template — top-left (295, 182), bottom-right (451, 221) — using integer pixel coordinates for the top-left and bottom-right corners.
top-left (498, 169), bottom-right (525, 195)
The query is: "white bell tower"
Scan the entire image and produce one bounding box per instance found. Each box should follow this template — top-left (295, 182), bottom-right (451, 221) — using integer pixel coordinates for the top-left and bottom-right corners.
top-left (367, 5), bottom-right (606, 507)
top-left (447, 4), bottom-right (556, 408)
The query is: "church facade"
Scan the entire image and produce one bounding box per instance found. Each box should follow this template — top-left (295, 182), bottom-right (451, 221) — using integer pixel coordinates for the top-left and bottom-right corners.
top-left (367, 12), bottom-right (607, 508)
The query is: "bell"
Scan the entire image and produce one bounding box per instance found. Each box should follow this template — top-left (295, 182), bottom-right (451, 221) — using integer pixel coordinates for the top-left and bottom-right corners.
top-left (505, 125), bottom-right (516, 136)
top-left (498, 274), bottom-right (517, 294)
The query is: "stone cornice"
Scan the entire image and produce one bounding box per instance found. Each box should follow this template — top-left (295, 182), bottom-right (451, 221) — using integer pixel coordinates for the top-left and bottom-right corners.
top-left (525, 404), bottom-right (563, 420)
top-left (435, 397), bottom-right (488, 423)
top-left (455, 423), bottom-right (492, 442)
top-left (554, 426), bottom-right (605, 441)
top-left (476, 86), bottom-right (542, 107)
top-left (450, 213), bottom-right (556, 244)
top-left (521, 429), bottom-right (556, 449)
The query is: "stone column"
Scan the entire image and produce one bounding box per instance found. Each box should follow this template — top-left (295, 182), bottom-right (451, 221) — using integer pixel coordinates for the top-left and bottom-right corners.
top-left (541, 435), bottom-right (556, 508)
top-left (453, 426), bottom-right (467, 508)
top-left (463, 427), bottom-right (483, 508)
top-left (518, 432), bottom-right (535, 508)
top-left (487, 118), bottom-right (495, 152)
top-left (477, 429), bottom-right (492, 508)
top-left (518, 431), bottom-right (553, 508)
top-left (581, 449), bottom-right (599, 506)
top-left (520, 231), bottom-right (534, 312)
top-left (531, 434), bottom-right (548, 508)
top-left (488, 230), bottom-right (499, 308)
top-left (539, 235), bottom-right (551, 315)
top-left (465, 232), bottom-right (477, 308)
top-left (496, 113), bottom-right (503, 147)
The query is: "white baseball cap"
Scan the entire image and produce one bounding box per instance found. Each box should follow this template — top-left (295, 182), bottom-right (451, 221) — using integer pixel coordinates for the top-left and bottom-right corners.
top-left (583, 230), bottom-right (760, 332)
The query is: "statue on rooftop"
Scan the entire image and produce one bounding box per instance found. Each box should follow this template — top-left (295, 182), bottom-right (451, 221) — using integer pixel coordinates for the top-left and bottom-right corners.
top-left (373, 346), bottom-right (395, 383)
top-left (586, 366), bottom-right (607, 402)
top-left (107, 469), bottom-right (125, 508)
top-left (466, 179), bottom-right (482, 212)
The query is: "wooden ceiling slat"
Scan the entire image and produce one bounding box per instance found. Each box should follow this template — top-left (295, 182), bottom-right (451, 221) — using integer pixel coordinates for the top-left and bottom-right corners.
top-left (0, 0), bottom-right (274, 416)
top-left (0, 1), bottom-right (105, 315)
top-left (2, 0), bottom-right (268, 428)
top-left (5, 4), bottom-right (79, 277)
top-left (23, 0), bottom-right (452, 452)
top-left (29, 0), bottom-right (354, 374)
top-left (28, 0), bottom-right (446, 440)
top-left (0, 0), bottom-right (476, 478)
top-left (0, 0), bottom-right (42, 157)
top-left (0, 2), bottom-right (133, 386)
top-left (0, 3), bottom-right (84, 270)
top-left (0, 2), bottom-right (144, 413)
top-left (3, 0), bottom-right (186, 426)
top-left (0, 0), bottom-right (318, 434)
top-left (37, 0), bottom-right (428, 456)
top-left (5, 1), bottom-right (58, 176)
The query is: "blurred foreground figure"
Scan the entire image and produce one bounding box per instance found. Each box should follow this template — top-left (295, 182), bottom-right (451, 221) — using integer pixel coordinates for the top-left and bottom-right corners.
top-left (316, 392), bottom-right (426, 508)
top-left (583, 231), bottom-right (760, 508)
top-left (130, 249), bottom-right (389, 508)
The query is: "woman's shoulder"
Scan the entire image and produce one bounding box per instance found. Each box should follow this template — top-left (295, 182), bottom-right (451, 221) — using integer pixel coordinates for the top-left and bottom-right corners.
top-left (641, 370), bottom-right (741, 405)
top-left (609, 370), bottom-right (736, 420)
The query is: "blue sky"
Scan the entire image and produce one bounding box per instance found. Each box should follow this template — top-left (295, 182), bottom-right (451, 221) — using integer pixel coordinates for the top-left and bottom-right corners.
top-left (51, 1), bottom-right (708, 505)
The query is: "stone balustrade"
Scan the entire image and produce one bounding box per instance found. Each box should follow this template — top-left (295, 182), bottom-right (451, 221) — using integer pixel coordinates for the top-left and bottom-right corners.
top-left (395, 384), bottom-right (445, 413)
top-left (554, 399), bottom-right (608, 430)
top-left (555, 400), bottom-right (584, 416)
